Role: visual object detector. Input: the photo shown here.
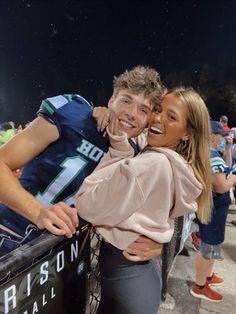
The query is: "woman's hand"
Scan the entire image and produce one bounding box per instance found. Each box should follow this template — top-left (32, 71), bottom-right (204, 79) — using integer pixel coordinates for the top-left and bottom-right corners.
top-left (93, 107), bottom-right (111, 132)
top-left (107, 111), bottom-right (122, 136)
top-left (123, 236), bottom-right (163, 262)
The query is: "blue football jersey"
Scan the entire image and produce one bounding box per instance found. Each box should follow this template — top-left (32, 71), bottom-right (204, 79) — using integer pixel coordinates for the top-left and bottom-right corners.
top-left (210, 147), bottom-right (231, 176)
top-left (0, 94), bottom-right (109, 237)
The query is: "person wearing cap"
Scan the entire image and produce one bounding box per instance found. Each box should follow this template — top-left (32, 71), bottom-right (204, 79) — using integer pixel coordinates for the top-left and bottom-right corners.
top-left (212, 120), bottom-right (233, 166)
top-left (191, 120), bottom-right (236, 302)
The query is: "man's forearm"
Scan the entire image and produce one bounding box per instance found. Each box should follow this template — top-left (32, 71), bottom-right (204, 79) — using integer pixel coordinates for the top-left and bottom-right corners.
top-left (0, 161), bottom-right (43, 223)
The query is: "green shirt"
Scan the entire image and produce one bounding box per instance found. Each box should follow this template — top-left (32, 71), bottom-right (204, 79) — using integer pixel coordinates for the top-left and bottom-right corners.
top-left (0, 129), bottom-right (16, 145)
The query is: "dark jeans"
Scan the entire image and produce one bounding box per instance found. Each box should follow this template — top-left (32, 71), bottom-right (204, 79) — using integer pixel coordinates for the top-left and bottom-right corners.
top-left (98, 241), bottom-right (162, 314)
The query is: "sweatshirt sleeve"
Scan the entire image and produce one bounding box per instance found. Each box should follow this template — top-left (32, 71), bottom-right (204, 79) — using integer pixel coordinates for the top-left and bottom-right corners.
top-left (76, 157), bottom-right (145, 226)
top-left (75, 151), bottom-right (171, 227)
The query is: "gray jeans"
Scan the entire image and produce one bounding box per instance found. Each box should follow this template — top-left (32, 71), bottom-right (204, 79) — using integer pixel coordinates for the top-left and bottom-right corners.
top-left (98, 241), bottom-right (162, 314)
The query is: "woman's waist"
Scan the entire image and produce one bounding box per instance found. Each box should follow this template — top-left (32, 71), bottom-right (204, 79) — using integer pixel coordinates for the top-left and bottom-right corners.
top-left (100, 240), bottom-right (148, 266)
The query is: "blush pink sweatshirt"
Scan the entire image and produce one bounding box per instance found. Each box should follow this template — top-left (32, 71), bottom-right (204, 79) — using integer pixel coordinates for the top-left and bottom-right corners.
top-left (76, 132), bottom-right (202, 250)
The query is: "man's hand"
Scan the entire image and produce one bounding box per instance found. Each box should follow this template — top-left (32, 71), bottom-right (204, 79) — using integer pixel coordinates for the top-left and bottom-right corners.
top-left (35, 202), bottom-right (79, 238)
top-left (93, 107), bottom-right (111, 132)
top-left (123, 236), bottom-right (163, 262)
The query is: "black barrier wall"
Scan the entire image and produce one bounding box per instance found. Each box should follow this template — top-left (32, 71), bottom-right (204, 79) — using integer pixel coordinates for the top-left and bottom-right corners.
top-left (0, 224), bottom-right (90, 314)
top-left (0, 215), bottom-right (194, 313)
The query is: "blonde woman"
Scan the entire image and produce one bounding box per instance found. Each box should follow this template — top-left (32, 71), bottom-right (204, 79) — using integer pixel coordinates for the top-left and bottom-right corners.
top-left (76, 87), bottom-right (212, 314)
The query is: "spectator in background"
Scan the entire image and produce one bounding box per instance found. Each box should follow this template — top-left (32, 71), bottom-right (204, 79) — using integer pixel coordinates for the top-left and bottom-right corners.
top-left (17, 124), bottom-right (23, 133)
top-left (191, 124), bottom-right (236, 248)
top-left (0, 121), bottom-right (16, 146)
top-left (191, 120), bottom-right (236, 302)
top-left (231, 127), bottom-right (236, 162)
top-left (219, 115), bottom-right (230, 132)
top-left (0, 121), bottom-right (23, 178)
top-left (230, 127), bottom-right (236, 225)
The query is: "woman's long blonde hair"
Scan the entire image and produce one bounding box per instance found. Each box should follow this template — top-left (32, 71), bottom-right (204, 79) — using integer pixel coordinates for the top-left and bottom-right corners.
top-left (168, 87), bottom-right (212, 223)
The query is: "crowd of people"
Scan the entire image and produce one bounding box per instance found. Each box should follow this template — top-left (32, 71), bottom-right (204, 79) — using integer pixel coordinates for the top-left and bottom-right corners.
top-left (0, 65), bottom-right (235, 312)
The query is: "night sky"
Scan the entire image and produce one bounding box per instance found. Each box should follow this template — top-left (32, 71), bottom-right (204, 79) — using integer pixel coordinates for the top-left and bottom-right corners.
top-left (0, 0), bottom-right (236, 125)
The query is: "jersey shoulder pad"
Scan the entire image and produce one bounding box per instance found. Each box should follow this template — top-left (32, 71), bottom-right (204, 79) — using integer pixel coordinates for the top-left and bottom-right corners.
top-left (38, 94), bottom-right (92, 117)
top-left (39, 95), bottom-right (70, 115)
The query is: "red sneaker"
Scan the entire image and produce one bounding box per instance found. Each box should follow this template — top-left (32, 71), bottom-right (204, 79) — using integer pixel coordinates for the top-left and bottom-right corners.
top-left (207, 273), bottom-right (224, 286)
top-left (191, 232), bottom-right (201, 251)
top-left (190, 282), bottom-right (223, 302)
